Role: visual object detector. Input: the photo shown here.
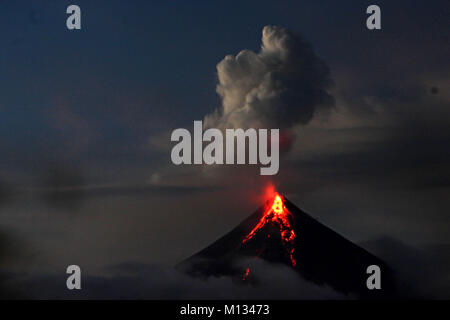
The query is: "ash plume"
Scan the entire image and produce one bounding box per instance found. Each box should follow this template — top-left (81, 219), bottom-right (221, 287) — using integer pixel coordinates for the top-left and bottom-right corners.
top-left (204, 25), bottom-right (334, 149)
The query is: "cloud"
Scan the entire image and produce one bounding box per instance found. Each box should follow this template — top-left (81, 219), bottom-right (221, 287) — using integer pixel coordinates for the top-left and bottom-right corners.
top-left (204, 26), bottom-right (334, 140)
top-left (9, 259), bottom-right (347, 299)
top-left (361, 236), bottom-right (450, 299)
top-left (0, 228), bottom-right (28, 299)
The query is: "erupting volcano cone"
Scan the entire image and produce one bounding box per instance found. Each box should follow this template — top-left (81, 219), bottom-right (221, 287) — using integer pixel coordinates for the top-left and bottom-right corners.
top-left (177, 192), bottom-right (395, 298)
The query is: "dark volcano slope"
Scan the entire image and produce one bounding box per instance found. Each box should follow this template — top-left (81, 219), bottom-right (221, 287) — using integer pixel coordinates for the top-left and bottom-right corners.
top-left (177, 197), bottom-right (395, 299)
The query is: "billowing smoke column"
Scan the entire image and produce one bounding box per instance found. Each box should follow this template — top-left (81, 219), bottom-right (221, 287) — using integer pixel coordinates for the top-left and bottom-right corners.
top-left (204, 25), bottom-right (334, 150)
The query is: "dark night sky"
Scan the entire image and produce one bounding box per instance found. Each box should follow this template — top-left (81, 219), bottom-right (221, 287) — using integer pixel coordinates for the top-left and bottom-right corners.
top-left (0, 0), bottom-right (449, 298)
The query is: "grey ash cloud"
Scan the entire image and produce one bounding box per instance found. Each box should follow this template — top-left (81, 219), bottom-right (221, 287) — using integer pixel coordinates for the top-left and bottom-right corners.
top-left (204, 26), bottom-right (334, 139)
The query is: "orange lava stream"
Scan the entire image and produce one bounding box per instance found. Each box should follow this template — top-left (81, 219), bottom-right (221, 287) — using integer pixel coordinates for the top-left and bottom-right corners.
top-left (242, 194), bottom-right (297, 267)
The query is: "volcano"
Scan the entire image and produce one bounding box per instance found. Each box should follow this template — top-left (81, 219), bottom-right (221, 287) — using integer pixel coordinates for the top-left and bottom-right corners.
top-left (177, 193), bottom-right (395, 299)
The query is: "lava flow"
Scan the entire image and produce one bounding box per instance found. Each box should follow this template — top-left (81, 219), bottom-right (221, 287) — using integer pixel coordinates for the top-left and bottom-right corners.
top-left (242, 193), bottom-right (297, 267)
top-left (242, 268), bottom-right (250, 281)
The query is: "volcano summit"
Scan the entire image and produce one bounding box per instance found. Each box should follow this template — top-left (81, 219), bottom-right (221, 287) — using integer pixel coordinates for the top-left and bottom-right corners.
top-left (178, 192), bottom-right (395, 299)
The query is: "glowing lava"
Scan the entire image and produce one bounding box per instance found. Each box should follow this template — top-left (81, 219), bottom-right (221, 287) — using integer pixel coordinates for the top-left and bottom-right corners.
top-left (242, 268), bottom-right (250, 281)
top-left (242, 193), bottom-right (297, 267)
